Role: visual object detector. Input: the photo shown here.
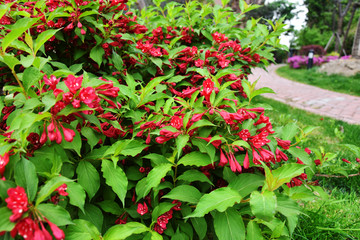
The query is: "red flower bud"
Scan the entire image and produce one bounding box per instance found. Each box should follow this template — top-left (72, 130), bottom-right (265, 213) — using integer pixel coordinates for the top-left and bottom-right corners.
top-left (61, 125), bottom-right (75, 142)
top-left (40, 124), bottom-right (48, 145)
top-left (46, 219), bottom-right (65, 240)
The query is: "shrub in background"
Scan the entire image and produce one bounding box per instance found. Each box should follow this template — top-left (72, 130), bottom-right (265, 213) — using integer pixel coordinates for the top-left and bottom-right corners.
top-left (299, 44), bottom-right (326, 56)
top-left (0, 0), bottom-right (327, 239)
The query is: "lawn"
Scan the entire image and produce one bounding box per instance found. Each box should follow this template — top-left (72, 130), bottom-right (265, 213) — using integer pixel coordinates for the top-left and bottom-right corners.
top-left (254, 96), bottom-right (360, 239)
top-left (276, 65), bottom-right (360, 97)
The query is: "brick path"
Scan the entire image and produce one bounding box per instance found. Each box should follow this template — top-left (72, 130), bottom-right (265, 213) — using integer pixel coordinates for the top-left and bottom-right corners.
top-left (248, 64), bottom-right (360, 125)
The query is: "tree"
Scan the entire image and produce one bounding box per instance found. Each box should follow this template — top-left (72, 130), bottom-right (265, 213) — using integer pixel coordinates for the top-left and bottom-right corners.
top-left (246, 0), bottom-right (297, 23)
top-left (352, 16), bottom-right (360, 57)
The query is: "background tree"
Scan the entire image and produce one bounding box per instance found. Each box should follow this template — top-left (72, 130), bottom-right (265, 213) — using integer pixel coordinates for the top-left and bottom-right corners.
top-left (246, 0), bottom-right (297, 24)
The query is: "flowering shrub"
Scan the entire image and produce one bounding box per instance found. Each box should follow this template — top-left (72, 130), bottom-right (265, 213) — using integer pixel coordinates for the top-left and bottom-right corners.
top-left (288, 55), bottom-right (351, 69)
top-left (0, 0), bottom-right (325, 239)
top-left (299, 45), bottom-right (326, 56)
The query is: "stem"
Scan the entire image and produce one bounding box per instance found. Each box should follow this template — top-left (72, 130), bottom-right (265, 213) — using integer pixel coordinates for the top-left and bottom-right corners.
top-left (315, 172), bottom-right (360, 178)
top-left (11, 69), bottom-right (28, 99)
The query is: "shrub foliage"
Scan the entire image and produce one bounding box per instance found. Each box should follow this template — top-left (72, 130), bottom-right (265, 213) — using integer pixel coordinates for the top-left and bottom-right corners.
top-left (0, 0), bottom-right (324, 239)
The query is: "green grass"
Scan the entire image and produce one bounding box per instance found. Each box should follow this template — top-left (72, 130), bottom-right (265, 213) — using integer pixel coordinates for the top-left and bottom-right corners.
top-left (294, 188), bottom-right (360, 240)
top-left (253, 96), bottom-right (360, 239)
top-left (276, 65), bottom-right (360, 97)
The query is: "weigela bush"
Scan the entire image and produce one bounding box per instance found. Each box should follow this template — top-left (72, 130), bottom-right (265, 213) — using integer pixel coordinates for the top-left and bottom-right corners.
top-left (0, 0), bottom-right (325, 239)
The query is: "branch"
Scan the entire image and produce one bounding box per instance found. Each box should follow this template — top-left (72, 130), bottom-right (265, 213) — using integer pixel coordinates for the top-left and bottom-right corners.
top-left (315, 172), bottom-right (360, 178)
top-left (341, 0), bottom-right (353, 17)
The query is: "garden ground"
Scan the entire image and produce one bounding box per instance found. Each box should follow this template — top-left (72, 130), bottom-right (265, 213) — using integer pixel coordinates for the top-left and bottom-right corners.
top-left (248, 64), bottom-right (360, 125)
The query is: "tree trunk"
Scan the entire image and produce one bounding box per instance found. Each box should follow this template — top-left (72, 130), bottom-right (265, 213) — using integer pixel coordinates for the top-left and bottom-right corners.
top-left (352, 16), bottom-right (360, 58)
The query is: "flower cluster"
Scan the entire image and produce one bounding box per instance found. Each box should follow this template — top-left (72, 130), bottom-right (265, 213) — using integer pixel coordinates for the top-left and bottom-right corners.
top-left (288, 55), bottom-right (352, 69)
top-left (5, 187), bottom-right (65, 240)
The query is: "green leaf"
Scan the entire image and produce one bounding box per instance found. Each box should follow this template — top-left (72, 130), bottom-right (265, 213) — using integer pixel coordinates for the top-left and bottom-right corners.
top-left (0, 180), bottom-right (16, 200)
top-left (76, 161), bottom-right (100, 200)
top-left (65, 219), bottom-right (101, 240)
top-left (67, 182), bottom-right (86, 213)
top-left (103, 222), bottom-right (149, 240)
top-left (42, 92), bottom-right (56, 112)
top-left (213, 208), bottom-right (245, 240)
top-left (246, 220), bottom-right (263, 240)
top-left (90, 45), bottom-right (105, 66)
top-left (176, 134), bottom-right (189, 158)
top-left (0, 207), bottom-right (16, 232)
top-left (22, 67), bottom-right (43, 91)
top-left (34, 29), bottom-right (60, 54)
top-left (14, 157), bottom-right (38, 202)
top-left (121, 140), bottom-right (148, 157)
top-left (150, 57), bottom-right (163, 70)
top-left (251, 87), bottom-right (275, 99)
top-left (232, 140), bottom-right (251, 149)
top-left (191, 217), bottom-right (207, 240)
top-left (163, 185), bottom-right (202, 204)
top-left (0, 3), bottom-right (13, 20)
top-left (228, 173), bottom-right (264, 198)
top-left (78, 204), bottom-right (104, 232)
top-left (0, 55), bottom-right (21, 70)
top-left (138, 163), bottom-right (172, 198)
top-left (272, 163), bottom-right (307, 184)
top-left (177, 169), bottom-right (213, 186)
top-left (37, 203), bottom-right (73, 226)
top-left (186, 187), bottom-right (242, 218)
top-left (250, 190), bottom-right (277, 221)
top-left (2, 17), bottom-right (39, 53)
top-left (178, 152), bottom-right (212, 167)
top-left (281, 122), bottom-right (299, 141)
top-left (36, 176), bottom-right (73, 206)
top-left (101, 160), bottom-right (128, 206)
top-left (81, 127), bottom-right (99, 149)
top-left (191, 139), bottom-right (216, 165)
top-left (276, 195), bottom-right (301, 235)
top-left (287, 147), bottom-right (312, 166)
top-left (97, 200), bottom-right (122, 216)
top-left (188, 119), bottom-right (215, 131)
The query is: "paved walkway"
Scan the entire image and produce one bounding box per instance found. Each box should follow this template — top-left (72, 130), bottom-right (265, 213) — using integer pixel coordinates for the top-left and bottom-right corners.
top-left (248, 64), bottom-right (360, 125)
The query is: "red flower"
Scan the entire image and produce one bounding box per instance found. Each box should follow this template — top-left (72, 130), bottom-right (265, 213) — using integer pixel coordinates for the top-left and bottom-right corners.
top-left (254, 112), bottom-right (269, 126)
top-left (61, 125), bottom-right (75, 142)
top-left (5, 186), bottom-right (29, 222)
top-left (137, 202), bottom-right (148, 215)
top-left (304, 148), bottom-right (312, 154)
top-left (201, 78), bottom-right (215, 102)
top-left (238, 129), bottom-right (251, 141)
top-left (65, 75), bottom-right (83, 94)
top-left (243, 151), bottom-right (250, 169)
top-left (276, 149), bottom-right (288, 162)
top-left (10, 217), bottom-right (36, 240)
top-left (314, 159), bottom-right (321, 165)
top-left (46, 219), bottom-right (65, 240)
top-left (258, 148), bottom-right (275, 163)
top-left (227, 152), bottom-right (242, 173)
top-left (276, 138), bottom-right (291, 150)
top-left (342, 158), bottom-right (351, 164)
top-left (0, 152), bottom-right (10, 176)
top-left (43, 75), bottom-right (60, 90)
top-left (79, 87), bottom-right (98, 105)
top-left (170, 116), bottom-right (182, 130)
top-left (249, 132), bottom-right (270, 149)
top-left (55, 183), bottom-right (68, 196)
top-left (219, 149), bottom-right (228, 167)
